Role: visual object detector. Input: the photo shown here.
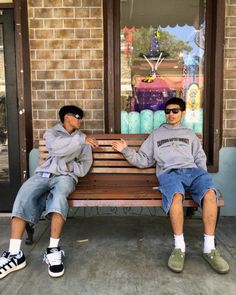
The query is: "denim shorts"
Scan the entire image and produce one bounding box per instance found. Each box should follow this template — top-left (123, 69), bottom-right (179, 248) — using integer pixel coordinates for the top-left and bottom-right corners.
top-left (158, 168), bottom-right (220, 214)
top-left (12, 174), bottom-right (76, 224)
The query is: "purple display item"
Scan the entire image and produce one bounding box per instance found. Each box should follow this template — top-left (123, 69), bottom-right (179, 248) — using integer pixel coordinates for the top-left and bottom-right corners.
top-left (132, 76), bottom-right (174, 112)
top-left (134, 89), bottom-right (174, 111)
top-left (149, 30), bottom-right (160, 58)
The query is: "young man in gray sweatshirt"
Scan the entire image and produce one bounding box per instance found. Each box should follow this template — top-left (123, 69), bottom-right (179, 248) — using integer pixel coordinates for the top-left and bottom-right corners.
top-left (0, 105), bottom-right (98, 279)
top-left (112, 97), bottom-right (229, 274)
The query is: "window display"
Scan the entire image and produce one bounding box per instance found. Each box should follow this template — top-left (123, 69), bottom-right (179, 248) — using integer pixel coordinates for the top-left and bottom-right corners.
top-left (120, 0), bottom-right (205, 142)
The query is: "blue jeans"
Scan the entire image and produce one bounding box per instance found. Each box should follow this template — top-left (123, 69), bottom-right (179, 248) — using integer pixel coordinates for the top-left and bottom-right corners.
top-left (12, 174), bottom-right (76, 224)
top-left (158, 168), bottom-right (220, 214)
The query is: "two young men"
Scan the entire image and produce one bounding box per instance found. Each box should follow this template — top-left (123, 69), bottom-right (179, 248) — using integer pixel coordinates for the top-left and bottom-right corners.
top-left (112, 97), bottom-right (229, 274)
top-left (0, 105), bottom-right (98, 279)
top-left (0, 98), bottom-right (229, 280)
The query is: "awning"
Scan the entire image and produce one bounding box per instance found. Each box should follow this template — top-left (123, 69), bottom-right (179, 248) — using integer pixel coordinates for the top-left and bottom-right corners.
top-left (120, 0), bottom-right (204, 28)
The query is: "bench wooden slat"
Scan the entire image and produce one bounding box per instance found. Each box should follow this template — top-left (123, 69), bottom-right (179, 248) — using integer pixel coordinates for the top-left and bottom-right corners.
top-left (91, 167), bottom-right (156, 174)
top-left (93, 160), bottom-right (133, 167)
top-left (93, 153), bottom-right (125, 159)
top-left (79, 174), bottom-right (158, 181)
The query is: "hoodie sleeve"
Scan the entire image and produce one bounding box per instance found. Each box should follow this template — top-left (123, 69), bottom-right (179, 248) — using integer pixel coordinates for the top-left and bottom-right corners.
top-left (121, 133), bottom-right (156, 168)
top-left (44, 128), bottom-right (86, 157)
top-left (192, 134), bottom-right (207, 170)
top-left (72, 144), bottom-right (93, 177)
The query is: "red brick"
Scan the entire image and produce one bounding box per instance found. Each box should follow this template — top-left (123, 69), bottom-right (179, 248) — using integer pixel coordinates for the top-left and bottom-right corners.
top-left (74, 8), bottom-right (89, 17)
top-left (66, 80), bottom-right (83, 89)
top-left (64, 19), bottom-right (82, 28)
top-left (37, 71), bottom-right (55, 80)
top-left (34, 8), bottom-right (53, 18)
top-left (56, 91), bottom-right (76, 100)
top-left (56, 70), bottom-right (76, 79)
top-left (54, 8), bottom-right (74, 18)
top-left (37, 91), bottom-right (56, 100)
top-left (82, 0), bottom-right (101, 7)
top-left (46, 81), bottom-right (65, 90)
top-left (63, 0), bottom-right (82, 6)
top-left (46, 61), bottom-right (64, 70)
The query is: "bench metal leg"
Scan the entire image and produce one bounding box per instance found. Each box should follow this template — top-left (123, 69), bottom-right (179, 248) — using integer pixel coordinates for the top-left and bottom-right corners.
top-left (25, 223), bottom-right (34, 245)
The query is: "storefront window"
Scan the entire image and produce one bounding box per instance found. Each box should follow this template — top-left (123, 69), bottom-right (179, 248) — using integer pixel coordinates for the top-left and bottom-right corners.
top-left (120, 0), bottom-right (205, 141)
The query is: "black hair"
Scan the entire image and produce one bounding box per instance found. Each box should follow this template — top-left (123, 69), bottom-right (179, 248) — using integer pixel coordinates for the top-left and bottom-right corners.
top-left (165, 97), bottom-right (186, 111)
top-left (59, 105), bottom-right (83, 123)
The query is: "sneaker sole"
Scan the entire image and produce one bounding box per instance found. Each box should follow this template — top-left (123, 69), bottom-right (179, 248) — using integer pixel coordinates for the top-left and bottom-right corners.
top-left (48, 268), bottom-right (64, 278)
top-left (0, 261), bottom-right (27, 279)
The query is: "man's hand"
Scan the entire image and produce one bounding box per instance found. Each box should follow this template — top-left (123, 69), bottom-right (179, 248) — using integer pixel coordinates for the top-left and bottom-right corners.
top-left (112, 139), bottom-right (127, 152)
top-left (85, 136), bottom-right (99, 148)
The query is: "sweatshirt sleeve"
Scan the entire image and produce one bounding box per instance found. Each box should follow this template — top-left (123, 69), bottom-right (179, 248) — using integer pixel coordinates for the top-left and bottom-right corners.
top-left (192, 135), bottom-right (207, 170)
top-left (44, 128), bottom-right (86, 157)
top-left (73, 144), bottom-right (93, 177)
top-left (121, 133), bottom-right (156, 168)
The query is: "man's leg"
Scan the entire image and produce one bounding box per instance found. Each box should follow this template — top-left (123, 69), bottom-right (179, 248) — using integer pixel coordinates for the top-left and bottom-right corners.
top-left (168, 193), bottom-right (186, 273)
top-left (0, 175), bottom-right (49, 279)
top-left (11, 217), bottom-right (27, 240)
top-left (50, 212), bottom-right (65, 239)
top-left (202, 189), bottom-right (229, 273)
top-left (169, 193), bottom-right (184, 236)
top-left (43, 175), bottom-right (75, 278)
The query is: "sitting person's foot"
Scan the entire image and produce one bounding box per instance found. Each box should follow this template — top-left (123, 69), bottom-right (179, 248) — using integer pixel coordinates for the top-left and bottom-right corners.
top-left (43, 247), bottom-right (65, 278)
top-left (0, 250), bottom-right (26, 279)
top-left (168, 248), bottom-right (185, 273)
top-left (203, 249), bottom-right (229, 274)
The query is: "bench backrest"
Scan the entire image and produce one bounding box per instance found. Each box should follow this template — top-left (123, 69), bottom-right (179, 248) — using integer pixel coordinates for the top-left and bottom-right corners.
top-left (38, 134), bottom-right (157, 187)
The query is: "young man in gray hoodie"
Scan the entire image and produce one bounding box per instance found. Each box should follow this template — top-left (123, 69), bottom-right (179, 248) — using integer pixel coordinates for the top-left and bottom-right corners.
top-left (0, 105), bottom-right (98, 279)
top-left (112, 97), bottom-right (229, 274)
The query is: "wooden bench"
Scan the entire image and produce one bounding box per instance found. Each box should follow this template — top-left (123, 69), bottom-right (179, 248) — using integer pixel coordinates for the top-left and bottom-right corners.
top-left (25, 133), bottom-right (224, 244)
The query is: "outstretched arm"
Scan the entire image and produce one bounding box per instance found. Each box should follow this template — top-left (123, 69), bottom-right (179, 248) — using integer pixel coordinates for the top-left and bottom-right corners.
top-left (112, 136), bottom-right (155, 168)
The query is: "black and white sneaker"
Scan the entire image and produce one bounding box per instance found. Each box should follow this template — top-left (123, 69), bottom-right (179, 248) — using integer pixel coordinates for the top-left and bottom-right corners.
top-left (43, 247), bottom-right (65, 278)
top-left (0, 251), bottom-right (26, 279)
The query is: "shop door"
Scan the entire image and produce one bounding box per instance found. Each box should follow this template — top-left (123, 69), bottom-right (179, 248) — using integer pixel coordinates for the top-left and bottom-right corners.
top-left (0, 9), bottom-right (21, 211)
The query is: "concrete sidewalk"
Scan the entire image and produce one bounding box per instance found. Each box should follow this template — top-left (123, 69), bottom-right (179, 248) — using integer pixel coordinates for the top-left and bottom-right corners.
top-left (0, 216), bottom-right (235, 295)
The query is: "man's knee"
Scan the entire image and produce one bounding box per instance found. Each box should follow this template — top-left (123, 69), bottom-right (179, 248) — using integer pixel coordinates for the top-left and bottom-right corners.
top-left (172, 193), bottom-right (183, 203)
top-left (203, 189), bottom-right (217, 204)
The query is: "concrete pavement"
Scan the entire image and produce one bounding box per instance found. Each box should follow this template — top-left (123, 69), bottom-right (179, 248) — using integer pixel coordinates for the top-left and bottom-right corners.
top-left (0, 216), bottom-right (235, 295)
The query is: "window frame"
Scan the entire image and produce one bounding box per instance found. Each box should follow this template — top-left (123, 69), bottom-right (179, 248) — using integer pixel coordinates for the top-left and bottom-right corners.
top-left (103, 0), bottom-right (225, 172)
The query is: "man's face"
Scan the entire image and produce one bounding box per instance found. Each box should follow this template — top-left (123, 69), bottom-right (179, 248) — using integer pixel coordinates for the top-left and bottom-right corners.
top-left (65, 113), bottom-right (82, 130)
top-left (165, 104), bottom-right (185, 126)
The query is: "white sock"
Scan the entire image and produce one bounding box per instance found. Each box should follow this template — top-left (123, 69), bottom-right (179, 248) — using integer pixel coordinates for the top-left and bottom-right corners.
top-left (49, 237), bottom-right (60, 248)
top-left (9, 239), bottom-right (22, 255)
top-left (204, 234), bottom-right (215, 253)
top-left (174, 234), bottom-right (185, 253)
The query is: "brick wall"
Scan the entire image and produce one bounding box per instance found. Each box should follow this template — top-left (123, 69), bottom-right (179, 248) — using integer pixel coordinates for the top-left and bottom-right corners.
top-left (28, 0), bottom-right (236, 147)
top-left (224, 0), bottom-right (236, 147)
top-left (28, 0), bottom-right (104, 141)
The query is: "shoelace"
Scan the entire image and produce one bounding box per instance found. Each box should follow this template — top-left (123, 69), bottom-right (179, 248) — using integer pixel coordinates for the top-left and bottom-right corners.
top-left (43, 250), bottom-right (65, 266)
top-left (0, 257), bottom-right (10, 267)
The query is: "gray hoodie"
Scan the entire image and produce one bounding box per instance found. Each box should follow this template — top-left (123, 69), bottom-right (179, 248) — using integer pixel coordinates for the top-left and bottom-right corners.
top-left (35, 124), bottom-right (92, 182)
top-left (122, 123), bottom-right (207, 176)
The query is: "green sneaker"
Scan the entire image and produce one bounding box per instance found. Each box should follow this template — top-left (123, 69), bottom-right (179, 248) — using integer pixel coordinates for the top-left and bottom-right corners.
top-left (168, 248), bottom-right (185, 273)
top-left (203, 249), bottom-right (230, 274)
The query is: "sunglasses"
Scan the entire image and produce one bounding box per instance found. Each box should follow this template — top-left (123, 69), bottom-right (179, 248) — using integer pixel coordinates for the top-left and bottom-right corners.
top-left (68, 113), bottom-right (82, 120)
top-left (164, 108), bottom-right (181, 115)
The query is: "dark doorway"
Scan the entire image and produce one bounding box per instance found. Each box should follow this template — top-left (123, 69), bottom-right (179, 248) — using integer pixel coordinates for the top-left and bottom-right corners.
top-left (0, 9), bottom-right (21, 211)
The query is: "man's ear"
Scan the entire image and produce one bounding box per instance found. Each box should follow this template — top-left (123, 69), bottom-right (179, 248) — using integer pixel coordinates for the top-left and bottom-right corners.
top-left (181, 110), bottom-right (186, 118)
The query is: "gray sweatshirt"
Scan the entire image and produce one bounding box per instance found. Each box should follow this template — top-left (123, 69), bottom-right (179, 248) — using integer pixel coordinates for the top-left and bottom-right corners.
top-left (35, 124), bottom-right (93, 182)
top-left (122, 123), bottom-right (207, 176)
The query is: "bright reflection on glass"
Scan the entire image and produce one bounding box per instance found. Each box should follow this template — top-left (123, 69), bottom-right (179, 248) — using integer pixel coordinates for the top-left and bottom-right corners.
top-left (120, 0), bottom-right (205, 142)
top-left (0, 25), bottom-right (9, 181)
